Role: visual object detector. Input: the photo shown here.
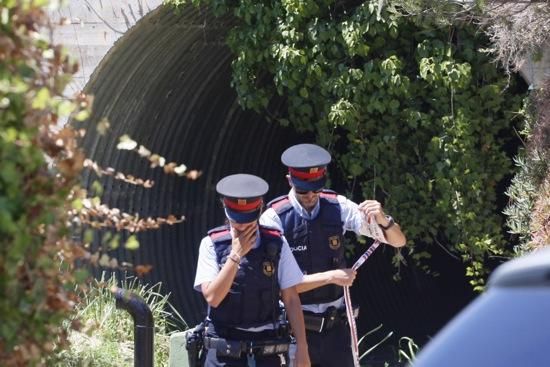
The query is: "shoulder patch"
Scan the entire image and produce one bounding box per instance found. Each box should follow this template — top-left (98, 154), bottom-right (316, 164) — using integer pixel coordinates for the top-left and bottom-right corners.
top-left (260, 225), bottom-right (282, 238)
top-left (267, 195), bottom-right (292, 213)
top-left (320, 189), bottom-right (338, 197)
top-left (267, 195), bottom-right (289, 208)
top-left (208, 225), bottom-right (230, 241)
top-left (320, 189), bottom-right (339, 203)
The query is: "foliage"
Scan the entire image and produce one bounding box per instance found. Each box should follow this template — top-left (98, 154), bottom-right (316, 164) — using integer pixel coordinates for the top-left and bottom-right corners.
top-left (0, 1), bottom-right (91, 365)
top-left (530, 178), bottom-right (550, 251)
top-left (389, 0), bottom-right (550, 75)
top-left (71, 133), bottom-right (199, 273)
top-left (392, 0), bottom-right (481, 26)
top-left (358, 324), bottom-right (393, 362)
top-left (51, 274), bottom-right (187, 367)
top-left (481, 1), bottom-right (550, 75)
top-left (503, 99), bottom-right (540, 252)
top-left (0, 2), bottom-right (197, 365)
top-left (504, 83), bottom-right (550, 255)
top-left (397, 336), bottom-right (419, 364)
top-left (356, 326), bottom-right (418, 366)
top-left (168, 0), bottom-right (525, 289)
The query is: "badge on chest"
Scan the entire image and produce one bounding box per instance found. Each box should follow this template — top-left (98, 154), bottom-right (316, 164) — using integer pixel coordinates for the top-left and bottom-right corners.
top-left (328, 235), bottom-right (341, 250)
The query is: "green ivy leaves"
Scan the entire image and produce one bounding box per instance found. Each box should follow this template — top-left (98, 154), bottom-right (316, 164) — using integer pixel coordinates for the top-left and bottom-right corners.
top-left (168, 0), bottom-right (524, 288)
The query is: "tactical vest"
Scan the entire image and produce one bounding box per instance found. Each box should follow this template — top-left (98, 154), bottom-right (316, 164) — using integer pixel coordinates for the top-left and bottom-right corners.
top-left (268, 190), bottom-right (345, 305)
top-left (208, 225), bottom-right (283, 329)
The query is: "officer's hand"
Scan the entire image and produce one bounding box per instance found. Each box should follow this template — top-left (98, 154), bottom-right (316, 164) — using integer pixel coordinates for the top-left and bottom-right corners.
top-left (329, 268), bottom-right (357, 287)
top-left (294, 344), bottom-right (311, 367)
top-left (358, 200), bottom-right (387, 226)
top-left (230, 223), bottom-right (256, 257)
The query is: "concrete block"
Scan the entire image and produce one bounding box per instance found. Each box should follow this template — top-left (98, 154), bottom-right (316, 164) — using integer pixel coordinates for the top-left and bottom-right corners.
top-left (169, 330), bottom-right (191, 367)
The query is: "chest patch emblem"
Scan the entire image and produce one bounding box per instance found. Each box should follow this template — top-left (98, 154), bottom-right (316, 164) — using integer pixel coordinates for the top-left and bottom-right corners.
top-left (328, 235), bottom-right (341, 250)
top-left (263, 261), bottom-right (275, 277)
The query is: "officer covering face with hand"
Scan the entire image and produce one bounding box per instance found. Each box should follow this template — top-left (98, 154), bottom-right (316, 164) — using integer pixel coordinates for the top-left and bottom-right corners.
top-left (260, 144), bottom-right (406, 367)
top-left (194, 174), bottom-right (311, 367)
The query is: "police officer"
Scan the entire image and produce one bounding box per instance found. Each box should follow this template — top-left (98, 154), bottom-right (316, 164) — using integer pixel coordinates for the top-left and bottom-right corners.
top-left (260, 144), bottom-right (406, 367)
top-left (194, 174), bottom-right (311, 367)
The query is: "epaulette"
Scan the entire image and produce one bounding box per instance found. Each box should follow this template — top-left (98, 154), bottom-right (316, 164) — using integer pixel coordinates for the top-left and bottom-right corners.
top-left (260, 225), bottom-right (282, 238)
top-left (319, 189), bottom-right (339, 203)
top-left (267, 195), bottom-right (292, 213)
top-left (208, 225), bottom-right (231, 241)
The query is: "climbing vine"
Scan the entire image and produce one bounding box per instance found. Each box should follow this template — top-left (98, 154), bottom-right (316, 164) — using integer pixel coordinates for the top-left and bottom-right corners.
top-left (169, 0), bottom-right (525, 289)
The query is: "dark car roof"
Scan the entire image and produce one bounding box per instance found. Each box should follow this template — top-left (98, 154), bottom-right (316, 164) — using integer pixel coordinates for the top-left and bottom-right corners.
top-left (413, 247), bottom-right (550, 367)
top-left (489, 248), bottom-right (550, 287)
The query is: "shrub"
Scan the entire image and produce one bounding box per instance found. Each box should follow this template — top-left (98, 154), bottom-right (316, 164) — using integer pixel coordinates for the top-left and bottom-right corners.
top-left (51, 274), bottom-right (187, 367)
top-left (0, 1), bottom-right (89, 365)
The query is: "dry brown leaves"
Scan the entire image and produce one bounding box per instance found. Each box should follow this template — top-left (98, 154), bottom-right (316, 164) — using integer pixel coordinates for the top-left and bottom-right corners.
top-left (117, 134), bottom-right (202, 180)
top-left (70, 196), bottom-right (184, 233)
top-left (83, 159), bottom-right (155, 188)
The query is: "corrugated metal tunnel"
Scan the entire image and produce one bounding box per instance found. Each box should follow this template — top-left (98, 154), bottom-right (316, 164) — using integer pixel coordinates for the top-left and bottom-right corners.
top-left (79, 3), bottom-right (475, 353)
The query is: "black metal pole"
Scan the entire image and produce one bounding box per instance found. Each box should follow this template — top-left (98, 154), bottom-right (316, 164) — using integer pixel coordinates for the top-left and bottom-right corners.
top-left (112, 287), bottom-right (154, 367)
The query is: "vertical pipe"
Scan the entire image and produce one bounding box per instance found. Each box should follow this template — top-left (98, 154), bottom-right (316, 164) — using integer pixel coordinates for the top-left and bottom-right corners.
top-left (112, 287), bottom-right (154, 367)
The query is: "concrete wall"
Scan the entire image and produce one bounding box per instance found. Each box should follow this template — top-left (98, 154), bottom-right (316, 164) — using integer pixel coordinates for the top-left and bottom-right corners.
top-left (49, 0), bottom-right (163, 95)
top-left (520, 44), bottom-right (550, 89)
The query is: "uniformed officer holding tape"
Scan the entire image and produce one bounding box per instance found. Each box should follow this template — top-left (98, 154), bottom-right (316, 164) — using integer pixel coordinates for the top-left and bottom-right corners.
top-left (260, 144), bottom-right (406, 367)
top-left (194, 174), bottom-right (311, 367)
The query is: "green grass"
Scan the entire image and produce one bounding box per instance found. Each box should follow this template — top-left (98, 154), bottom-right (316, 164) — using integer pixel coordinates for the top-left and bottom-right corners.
top-left (358, 325), bottom-right (418, 367)
top-left (51, 273), bottom-right (187, 367)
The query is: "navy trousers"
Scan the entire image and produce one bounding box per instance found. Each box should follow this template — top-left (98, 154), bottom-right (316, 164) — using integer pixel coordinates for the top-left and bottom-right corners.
top-left (306, 322), bottom-right (354, 367)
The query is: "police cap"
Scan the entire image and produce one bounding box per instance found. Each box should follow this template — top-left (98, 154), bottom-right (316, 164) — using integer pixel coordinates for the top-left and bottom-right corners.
top-left (281, 144), bottom-right (331, 191)
top-left (216, 174), bottom-right (268, 223)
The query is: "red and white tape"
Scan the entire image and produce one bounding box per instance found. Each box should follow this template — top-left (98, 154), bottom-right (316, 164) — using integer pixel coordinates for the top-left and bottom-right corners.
top-left (344, 240), bottom-right (381, 367)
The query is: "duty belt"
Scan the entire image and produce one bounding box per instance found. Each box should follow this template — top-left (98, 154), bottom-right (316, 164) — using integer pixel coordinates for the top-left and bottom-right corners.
top-left (203, 336), bottom-right (291, 358)
top-left (303, 306), bottom-right (359, 333)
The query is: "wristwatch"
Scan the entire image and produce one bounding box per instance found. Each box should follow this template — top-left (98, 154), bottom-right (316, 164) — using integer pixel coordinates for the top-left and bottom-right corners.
top-left (379, 215), bottom-right (395, 230)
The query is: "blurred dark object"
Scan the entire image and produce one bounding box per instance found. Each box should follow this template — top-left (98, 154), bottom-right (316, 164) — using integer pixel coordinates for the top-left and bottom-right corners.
top-left (414, 247), bottom-right (550, 367)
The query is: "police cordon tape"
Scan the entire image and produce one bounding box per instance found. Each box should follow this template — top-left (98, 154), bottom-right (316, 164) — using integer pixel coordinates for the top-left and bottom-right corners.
top-left (184, 240), bottom-right (382, 367)
top-left (344, 240), bottom-right (382, 367)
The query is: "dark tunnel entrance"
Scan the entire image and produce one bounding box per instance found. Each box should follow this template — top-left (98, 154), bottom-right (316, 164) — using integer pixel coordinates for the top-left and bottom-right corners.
top-left (79, 4), bottom-right (475, 356)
